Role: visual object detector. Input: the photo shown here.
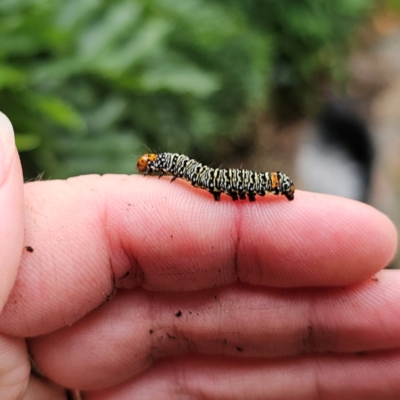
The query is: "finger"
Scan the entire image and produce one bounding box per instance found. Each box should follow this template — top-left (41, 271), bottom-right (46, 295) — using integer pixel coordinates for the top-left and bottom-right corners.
top-left (0, 333), bottom-right (29, 399)
top-left (84, 351), bottom-right (400, 400)
top-left (0, 112), bottom-right (24, 310)
top-left (28, 270), bottom-right (400, 390)
top-left (0, 175), bottom-right (396, 337)
top-left (24, 376), bottom-right (67, 400)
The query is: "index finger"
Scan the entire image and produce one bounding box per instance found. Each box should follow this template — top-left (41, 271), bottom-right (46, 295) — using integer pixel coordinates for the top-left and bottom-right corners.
top-left (0, 174), bottom-right (396, 337)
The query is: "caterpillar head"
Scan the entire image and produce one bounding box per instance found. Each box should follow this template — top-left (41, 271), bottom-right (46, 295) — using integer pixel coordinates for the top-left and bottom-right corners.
top-left (281, 174), bottom-right (295, 201)
top-left (136, 153), bottom-right (157, 173)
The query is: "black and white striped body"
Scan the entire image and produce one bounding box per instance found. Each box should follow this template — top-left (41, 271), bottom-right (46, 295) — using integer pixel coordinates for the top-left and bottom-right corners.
top-left (138, 152), bottom-right (295, 201)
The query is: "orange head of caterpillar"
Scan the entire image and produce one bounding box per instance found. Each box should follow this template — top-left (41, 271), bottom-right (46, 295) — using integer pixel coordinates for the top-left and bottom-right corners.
top-left (136, 153), bottom-right (157, 173)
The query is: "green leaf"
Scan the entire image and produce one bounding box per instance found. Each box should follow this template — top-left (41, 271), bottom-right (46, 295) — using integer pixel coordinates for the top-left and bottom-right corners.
top-left (30, 94), bottom-right (86, 132)
top-left (15, 133), bottom-right (41, 152)
top-left (0, 64), bottom-right (26, 88)
top-left (141, 62), bottom-right (220, 97)
top-left (77, 2), bottom-right (143, 62)
top-left (95, 18), bottom-right (171, 76)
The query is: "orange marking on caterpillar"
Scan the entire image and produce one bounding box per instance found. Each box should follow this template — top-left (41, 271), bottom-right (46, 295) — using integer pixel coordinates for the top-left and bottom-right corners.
top-left (271, 172), bottom-right (279, 190)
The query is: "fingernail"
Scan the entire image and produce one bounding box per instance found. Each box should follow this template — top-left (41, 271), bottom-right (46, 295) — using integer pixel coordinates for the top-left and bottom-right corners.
top-left (0, 111), bottom-right (16, 173)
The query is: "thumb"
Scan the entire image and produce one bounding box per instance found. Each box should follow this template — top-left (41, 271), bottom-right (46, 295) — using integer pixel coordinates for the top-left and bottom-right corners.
top-left (0, 112), bottom-right (24, 311)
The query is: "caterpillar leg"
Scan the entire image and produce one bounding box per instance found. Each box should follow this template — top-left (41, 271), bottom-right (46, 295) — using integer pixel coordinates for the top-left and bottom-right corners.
top-left (228, 191), bottom-right (239, 201)
top-left (238, 192), bottom-right (246, 200)
top-left (211, 191), bottom-right (221, 201)
top-left (247, 192), bottom-right (256, 202)
top-left (170, 176), bottom-right (178, 183)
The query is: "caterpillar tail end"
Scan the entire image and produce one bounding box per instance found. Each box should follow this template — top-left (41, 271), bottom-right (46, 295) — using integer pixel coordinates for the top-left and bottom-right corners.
top-left (136, 153), bottom-right (157, 173)
top-left (284, 184), bottom-right (295, 201)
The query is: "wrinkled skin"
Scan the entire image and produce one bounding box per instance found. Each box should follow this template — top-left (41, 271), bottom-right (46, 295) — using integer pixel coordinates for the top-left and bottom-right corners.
top-left (0, 111), bottom-right (399, 400)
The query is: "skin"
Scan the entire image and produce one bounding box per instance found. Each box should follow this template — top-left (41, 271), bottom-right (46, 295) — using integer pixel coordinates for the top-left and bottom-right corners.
top-left (0, 111), bottom-right (399, 399)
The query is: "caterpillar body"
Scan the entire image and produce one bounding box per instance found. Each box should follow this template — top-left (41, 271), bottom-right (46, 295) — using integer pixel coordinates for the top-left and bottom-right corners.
top-left (136, 152), bottom-right (295, 201)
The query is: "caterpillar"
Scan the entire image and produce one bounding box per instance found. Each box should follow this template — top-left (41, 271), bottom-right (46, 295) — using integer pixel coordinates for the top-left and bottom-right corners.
top-left (136, 152), bottom-right (295, 201)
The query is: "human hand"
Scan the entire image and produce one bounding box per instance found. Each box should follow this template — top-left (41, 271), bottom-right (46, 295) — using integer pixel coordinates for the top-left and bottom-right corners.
top-left (0, 111), bottom-right (398, 399)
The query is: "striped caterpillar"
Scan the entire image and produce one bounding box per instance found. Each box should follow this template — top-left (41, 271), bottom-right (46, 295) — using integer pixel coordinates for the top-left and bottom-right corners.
top-left (136, 152), bottom-right (295, 201)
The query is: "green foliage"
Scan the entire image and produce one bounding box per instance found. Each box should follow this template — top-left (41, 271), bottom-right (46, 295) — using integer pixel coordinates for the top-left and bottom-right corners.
top-left (0, 0), bottom-right (373, 179)
top-left (385, 0), bottom-right (400, 11)
top-left (219, 0), bottom-right (374, 117)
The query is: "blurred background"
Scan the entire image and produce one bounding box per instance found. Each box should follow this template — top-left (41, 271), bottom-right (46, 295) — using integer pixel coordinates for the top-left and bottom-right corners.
top-left (0, 0), bottom-right (399, 266)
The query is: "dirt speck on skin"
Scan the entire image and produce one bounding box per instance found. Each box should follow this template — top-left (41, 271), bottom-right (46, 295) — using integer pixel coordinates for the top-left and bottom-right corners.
top-left (149, 329), bottom-right (154, 334)
top-left (167, 333), bottom-right (176, 340)
top-left (371, 276), bottom-right (379, 282)
top-left (236, 346), bottom-right (243, 352)
top-left (175, 310), bottom-right (182, 317)
top-left (105, 289), bottom-right (115, 302)
top-left (25, 246), bottom-right (34, 253)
